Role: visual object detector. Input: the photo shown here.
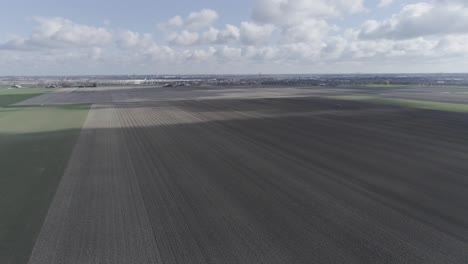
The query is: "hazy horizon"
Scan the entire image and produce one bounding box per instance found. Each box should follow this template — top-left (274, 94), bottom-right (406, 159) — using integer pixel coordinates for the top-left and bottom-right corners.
top-left (3, 72), bottom-right (468, 78)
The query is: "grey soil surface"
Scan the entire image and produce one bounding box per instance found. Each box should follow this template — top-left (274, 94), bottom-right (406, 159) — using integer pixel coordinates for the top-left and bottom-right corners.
top-left (29, 95), bottom-right (468, 263)
top-left (14, 86), bottom-right (353, 106)
top-left (15, 85), bottom-right (468, 106)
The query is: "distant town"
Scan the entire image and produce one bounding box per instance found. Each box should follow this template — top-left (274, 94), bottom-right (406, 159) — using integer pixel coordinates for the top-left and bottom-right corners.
top-left (2, 73), bottom-right (468, 89)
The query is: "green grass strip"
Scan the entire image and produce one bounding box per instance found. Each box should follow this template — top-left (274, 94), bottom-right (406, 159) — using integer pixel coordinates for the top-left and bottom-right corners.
top-left (0, 105), bottom-right (89, 264)
top-left (0, 88), bottom-right (51, 107)
top-left (327, 95), bottom-right (468, 113)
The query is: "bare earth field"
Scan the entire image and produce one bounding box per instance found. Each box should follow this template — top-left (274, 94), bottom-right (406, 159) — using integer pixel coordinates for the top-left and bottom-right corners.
top-left (24, 86), bottom-right (468, 264)
top-left (14, 86), bottom-right (358, 106)
top-left (15, 85), bottom-right (468, 106)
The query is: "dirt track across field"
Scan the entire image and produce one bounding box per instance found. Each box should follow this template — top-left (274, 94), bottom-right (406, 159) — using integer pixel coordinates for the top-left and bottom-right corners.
top-left (28, 96), bottom-right (468, 263)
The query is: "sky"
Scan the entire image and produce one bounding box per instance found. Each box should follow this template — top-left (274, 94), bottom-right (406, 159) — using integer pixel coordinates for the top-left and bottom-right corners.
top-left (1, 0), bottom-right (468, 75)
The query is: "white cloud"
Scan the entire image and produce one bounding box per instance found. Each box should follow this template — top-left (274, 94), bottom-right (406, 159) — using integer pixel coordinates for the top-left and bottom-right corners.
top-left (117, 30), bottom-right (153, 49)
top-left (346, 37), bottom-right (438, 59)
top-left (201, 28), bottom-right (219, 43)
top-left (200, 25), bottom-right (240, 44)
top-left (164, 23), bottom-right (241, 47)
top-left (0, 17), bottom-right (112, 50)
top-left (88, 47), bottom-right (103, 60)
top-left (360, 2), bottom-right (468, 39)
top-left (3, 2), bottom-right (468, 75)
top-left (436, 35), bottom-right (468, 55)
top-left (279, 19), bottom-right (331, 44)
top-left (186, 9), bottom-right (219, 30)
top-left (186, 46), bottom-right (217, 61)
top-left (33, 17), bottom-right (112, 45)
top-left (253, 0), bottom-right (365, 25)
top-left (435, 0), bottom-right (468, 5)
top-left (162, 9), bottom-right (219, 30)
top-left (216, 46), bottom-right (242, 61)
top-left (240, 22), bottom-right (275, 45)
top-left (167, 16), bottom-right (184, 28)
top-left (217, 25), bottom-right (241, 43)
top-left (242, 46), bottom-right (279, 61)
top-left (145, 45), bottom-right (177, 62)
top-left (378, 0), bottom-right (394, 8)
top-left (248, 0), bottom-right (354, 55)
top-left (168, 30), bottom-right (199, 46)
top-left (160, 9), bottom-right (222, 47)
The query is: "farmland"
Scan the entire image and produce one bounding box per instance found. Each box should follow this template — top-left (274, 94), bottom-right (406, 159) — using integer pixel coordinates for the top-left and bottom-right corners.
top-left (0, 88), bottom-right (50, 107)
top-left (327, 96), bottom-right (468, 113)
top-left (0, 104), bottom-right (89, 264)
top-left (3, 85), bottom-right (468, 263)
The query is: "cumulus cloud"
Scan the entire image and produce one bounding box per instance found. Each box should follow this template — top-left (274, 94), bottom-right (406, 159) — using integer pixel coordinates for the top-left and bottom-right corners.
top-left (117, 30), bottom-right (153, 48)
top-left (216, 46), bottom-right (242, 61)
top-left (253, 0), bottom-right (365, 25)
top-left (162, 9), bottom-right (219, 30)
top-left (435, 0), bottom-right (468, 5)
top-left (436, 35), bottom-right (468, 55)
top-left (240, 22), bottom-right (275, 45)
top-left (166, 16), bottom-right (184, 28)
top-left (279, 19), bottom-right (331, 44)
top-left (160, 9), bottom-right (225, 46)
top-left (186, 9), bottom-right (219, 30)
top-left (217, 25), bottom-right (241, 43)
top-left (360, 2), bottom-right (468, 39)
top-left (242, 46), bottom-right (279, 61)
top-left (164, 23), bottom-right (240, 47)
top-left (168, 30), bottom-right (200, 46)
top-left (3, 1), bottom-right (468, 75)
top-left (186, 47), bottom-right (217, 61)
top-left (0, 17), bottom-right (112, 50)
top-left (378, 0), bottom-right (394, 8)
top-left (145, 45), bottom-right (177, 62)
top-left (199, 25), bottom-right (240, 45)
top-left (200, 28), bottom-right (219, 43)
top-left (88, 47), bottom-right (103, 60)
top-left (346, 37), bottom-right (438, 59)
top-left (249, 0), bottom-right (351, 54)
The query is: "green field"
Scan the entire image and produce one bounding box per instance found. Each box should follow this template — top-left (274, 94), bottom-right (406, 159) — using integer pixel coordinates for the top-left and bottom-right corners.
top-left (326, 95), bottom-right (375, 101)
top-left (0, 104), bottom-right (89, 264)
top-left (0, 88), bottom-right (50, 107)
top-left (367, 98), bottom-right (468, 113)
top-left (327, 95), bottom-right (468, 113)
top-left (361, 84), bottom-right (410, 89)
